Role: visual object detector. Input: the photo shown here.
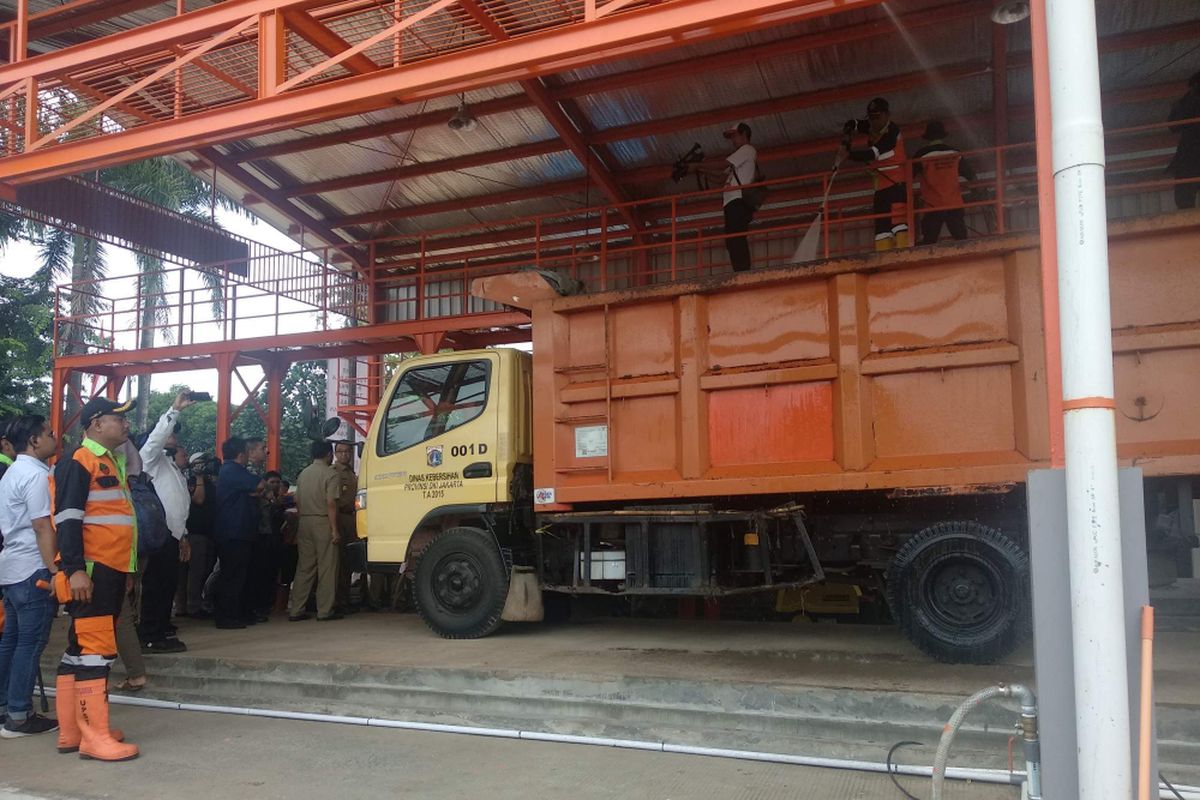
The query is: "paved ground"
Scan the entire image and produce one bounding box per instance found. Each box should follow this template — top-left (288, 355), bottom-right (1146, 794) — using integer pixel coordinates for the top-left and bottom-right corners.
top-left (63, 609), bottom-right (1194, 705)
top-left (0, 705), bottom-right (1020, 800)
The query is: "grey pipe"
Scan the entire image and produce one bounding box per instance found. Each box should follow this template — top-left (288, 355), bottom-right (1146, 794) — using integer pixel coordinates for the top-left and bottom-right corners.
top-left (931, 683), bottom-right (1042, 800)
top-left (48, 687), bottom-right (1196, 798)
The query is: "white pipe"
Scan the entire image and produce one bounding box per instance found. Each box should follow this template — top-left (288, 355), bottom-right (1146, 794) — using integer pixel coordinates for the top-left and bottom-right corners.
top-left (1044, 0), bottom-right (1132, 796)
top-left (54, 687), bottom-right (1200, 799)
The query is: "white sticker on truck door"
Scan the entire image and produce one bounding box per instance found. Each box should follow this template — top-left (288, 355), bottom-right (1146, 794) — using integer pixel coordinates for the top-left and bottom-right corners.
top-left (574, 425), bottom-right (608, 458)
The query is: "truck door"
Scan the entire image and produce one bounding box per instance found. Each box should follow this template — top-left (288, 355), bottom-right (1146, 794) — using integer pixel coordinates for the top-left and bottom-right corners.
top-left (366, 353), bottom-right (500, 563)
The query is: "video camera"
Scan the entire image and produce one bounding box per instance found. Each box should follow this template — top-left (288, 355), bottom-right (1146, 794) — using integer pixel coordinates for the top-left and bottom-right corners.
top-left (842, 119), bottom-right (864, 137)
top-left (671, 143), bottom-right (705, 183)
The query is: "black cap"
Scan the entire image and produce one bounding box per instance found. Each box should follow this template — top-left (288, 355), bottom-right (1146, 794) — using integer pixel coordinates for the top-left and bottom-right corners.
top-left (80, 396), bottom-right (134, 429)
top-left (922, 120), bottom-right (948, 141)
top-left (867, 97), bottom-right (890, 114)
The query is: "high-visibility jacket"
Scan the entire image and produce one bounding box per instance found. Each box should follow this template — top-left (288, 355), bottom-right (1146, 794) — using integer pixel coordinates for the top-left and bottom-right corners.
top-left (913, 140), bottom-right (977, 210)
top-left (52, 438), bottom-right (137, 576)
top-left (848, 120), bottom-right (906, 189)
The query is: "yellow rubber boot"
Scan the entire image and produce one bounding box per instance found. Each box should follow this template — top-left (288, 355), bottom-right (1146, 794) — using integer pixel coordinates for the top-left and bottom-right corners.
top-left (75, 679), bottom-right (138, 762)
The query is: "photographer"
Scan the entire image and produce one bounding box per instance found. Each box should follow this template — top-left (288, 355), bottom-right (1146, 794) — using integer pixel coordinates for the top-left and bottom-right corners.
top-left (837, 97), bottom-right (909, 252)
top-left (137, 389), bottom-right (196, 654)
top-left (180, 452), bottom-right (218, 618)
top-left (690, 122), bottom-right (758, 272)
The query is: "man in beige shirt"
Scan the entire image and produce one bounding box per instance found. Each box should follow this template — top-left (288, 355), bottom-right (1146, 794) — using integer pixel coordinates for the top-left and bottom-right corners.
top-left (332, 441), bottom-right (358, 613)
top-left (286, 441), bottom-right (342, 622)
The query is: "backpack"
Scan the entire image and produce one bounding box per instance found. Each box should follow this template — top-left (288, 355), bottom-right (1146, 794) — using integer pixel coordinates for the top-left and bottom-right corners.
top-left (737, 164), bottom-right (768, 213)
top-left (129, 472), bottom-right (171, 556)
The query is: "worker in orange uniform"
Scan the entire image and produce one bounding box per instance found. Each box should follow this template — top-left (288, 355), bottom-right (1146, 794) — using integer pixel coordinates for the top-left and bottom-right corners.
top-left (838, 97), bottom-right (909, 251)
top-left (911, 120), bottom-right (977, 245)
top-left (51, 396), bottom-right (139, 762)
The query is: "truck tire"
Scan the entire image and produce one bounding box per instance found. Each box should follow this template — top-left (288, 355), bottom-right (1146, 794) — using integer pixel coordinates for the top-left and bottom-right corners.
top-left (413, 526), bottom-right (509, 639)
top-left (886, 521), bottom-right (1029, 664)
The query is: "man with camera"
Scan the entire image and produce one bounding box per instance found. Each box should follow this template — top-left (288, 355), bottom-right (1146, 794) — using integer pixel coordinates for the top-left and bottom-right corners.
top-left (137, 389), bottom-right (197, 654)
top-left (180, 451), bottom-right (218, 618)
top-left (689, 122), bottom-right (759, 272)
top-left (837, 97), bottom-right (909, 252)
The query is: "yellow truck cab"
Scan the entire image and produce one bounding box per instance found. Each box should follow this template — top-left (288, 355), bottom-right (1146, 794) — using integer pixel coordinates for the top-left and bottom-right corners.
top-left (357, 347), bottom-right (533, 637)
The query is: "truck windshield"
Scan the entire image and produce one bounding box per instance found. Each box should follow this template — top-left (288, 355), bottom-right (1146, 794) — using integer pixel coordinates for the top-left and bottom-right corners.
top-left (380, 360), bottom-right (491, 455)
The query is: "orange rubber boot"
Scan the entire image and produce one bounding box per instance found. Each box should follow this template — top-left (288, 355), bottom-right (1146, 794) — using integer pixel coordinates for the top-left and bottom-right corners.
top-left (75, 679), bottom-right (138, 762)
top-left (56, 675), bottom-right (124, 753)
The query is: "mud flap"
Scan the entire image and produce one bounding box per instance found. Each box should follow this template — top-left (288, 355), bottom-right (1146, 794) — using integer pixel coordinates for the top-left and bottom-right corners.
top-left (500, 566), bottom-right (544, 622)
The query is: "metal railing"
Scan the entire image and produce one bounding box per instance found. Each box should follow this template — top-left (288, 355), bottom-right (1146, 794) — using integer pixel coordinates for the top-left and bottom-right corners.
top-left (53, 115), bottom-right (1199, 359)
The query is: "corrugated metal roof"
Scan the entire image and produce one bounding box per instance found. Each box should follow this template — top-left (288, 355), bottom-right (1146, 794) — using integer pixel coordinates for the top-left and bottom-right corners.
top-left (2, 0), bottom-right (1195, 249)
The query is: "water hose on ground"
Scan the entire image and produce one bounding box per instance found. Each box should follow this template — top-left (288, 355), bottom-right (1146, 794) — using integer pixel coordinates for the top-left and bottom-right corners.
top-left (931, 683), bottom-right (1041, 800)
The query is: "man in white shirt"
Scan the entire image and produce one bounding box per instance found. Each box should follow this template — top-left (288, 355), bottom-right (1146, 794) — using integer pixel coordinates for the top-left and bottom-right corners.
top-left (0, 415), bottom-right (60, 737)
top-left (137, 389), bottom-right (195, 654)
top-left (693, 121), bottom-right (758, 272)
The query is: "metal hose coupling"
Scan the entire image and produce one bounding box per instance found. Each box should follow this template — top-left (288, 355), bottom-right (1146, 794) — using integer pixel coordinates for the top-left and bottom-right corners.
top-left (930, 683), bottom-right (1041, 800)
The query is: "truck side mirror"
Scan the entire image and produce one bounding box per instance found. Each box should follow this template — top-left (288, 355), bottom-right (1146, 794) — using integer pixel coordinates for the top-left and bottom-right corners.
top-left (356, 441), bottom-right (364, 458)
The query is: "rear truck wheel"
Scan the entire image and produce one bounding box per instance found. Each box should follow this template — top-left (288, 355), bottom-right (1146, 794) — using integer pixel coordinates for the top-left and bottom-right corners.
top-left (886, 521), bottom-right (1030, 665)
top-left (413, 526), bottom-right (509, 639)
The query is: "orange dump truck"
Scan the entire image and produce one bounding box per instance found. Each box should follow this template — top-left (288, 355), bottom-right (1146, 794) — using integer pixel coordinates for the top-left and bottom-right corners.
top-left (357, 215), bottom-right (1200, 663)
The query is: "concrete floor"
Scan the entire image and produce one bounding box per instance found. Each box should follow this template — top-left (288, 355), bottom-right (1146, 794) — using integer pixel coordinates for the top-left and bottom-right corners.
top-left (85, 610), bottom-right (1197, 705)
top-left (0, 705), bottom-right (1020, 800)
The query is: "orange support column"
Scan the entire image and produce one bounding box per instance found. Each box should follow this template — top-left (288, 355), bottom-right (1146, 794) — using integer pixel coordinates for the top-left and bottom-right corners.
top-left (49, 366), bottom-right (67, 452)
top-left (215, 352), bottom-right (236, 456)
top-left (265, 359), bottom-right (286, 472)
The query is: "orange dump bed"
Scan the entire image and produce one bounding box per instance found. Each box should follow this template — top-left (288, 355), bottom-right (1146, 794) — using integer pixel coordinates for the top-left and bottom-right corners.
top-left (477, 215), bottom-right (1200, 508)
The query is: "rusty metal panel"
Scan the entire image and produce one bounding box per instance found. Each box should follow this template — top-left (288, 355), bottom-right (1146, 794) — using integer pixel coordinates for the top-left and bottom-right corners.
top-left (866, 259), bottom-right (1009, 353)
top-left (869, 365), bottom-right (1016, 462)
top-left (705, 282), bottom-right (829, 369)
top-left (530, 219), bottom-right (1200, 506)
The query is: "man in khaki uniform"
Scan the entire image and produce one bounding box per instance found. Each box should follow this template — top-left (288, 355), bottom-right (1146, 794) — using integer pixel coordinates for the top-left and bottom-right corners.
top-left (286, 441), bottom-right (342, 622)
top-left (332, 441), bottom-right (358, 613)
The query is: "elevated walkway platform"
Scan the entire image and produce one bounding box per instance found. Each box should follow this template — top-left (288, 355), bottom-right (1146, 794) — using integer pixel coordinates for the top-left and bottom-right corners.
top-left (42, 613), bottom-right (1200, 784)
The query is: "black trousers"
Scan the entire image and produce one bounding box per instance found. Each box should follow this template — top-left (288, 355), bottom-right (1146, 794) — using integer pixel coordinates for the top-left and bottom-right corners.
top-left (872, 182), bottom-right (909, 238)
top-left (920, 208), bottom-right (968, 244)
top-left (245, 535), bottom-right (283, 615)
top-left (59, 562), bottom-right (126, 682)
top-left (140, 535), bottom-right (180, 642)
top-left (213, 539), bottom-right (252, 626)
top-left (723, 198), bottom-right (753, 272)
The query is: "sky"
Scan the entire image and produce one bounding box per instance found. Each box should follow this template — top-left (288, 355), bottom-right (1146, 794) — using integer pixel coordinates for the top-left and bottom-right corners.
top-left (1, 208), bottom-right (318, 403)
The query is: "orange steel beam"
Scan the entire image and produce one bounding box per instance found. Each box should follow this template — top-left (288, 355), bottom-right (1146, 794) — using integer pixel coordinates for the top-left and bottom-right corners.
top-left (26, 0), bottom-right (177, 41)
top-left (285, 138), bottom-right (565, 197)
top-left (230, 13), bottom-right (1193, 169)
top-left (0, 0), bottom-right (330, 83)
top-left (282, 7), bottom-right (381, 75)
top-left (458, 0), bottom-right (644, 240)
top-left (55, 310), bottom-right (530, 372)
top-left (237, 92), bottom-right (532, 162)
top-left (0, 0), bottom-right (883, 184)
top-left (331, 178), bottom-right (590, 229)
top-left (233, 0), bottom-right (967, 164)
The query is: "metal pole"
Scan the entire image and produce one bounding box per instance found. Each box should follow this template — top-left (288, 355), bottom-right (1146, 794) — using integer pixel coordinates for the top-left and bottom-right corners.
top-left (1030, 0), bottom-right (1064, 467)
top-left (1045, 0), bottom-right (1132, 796)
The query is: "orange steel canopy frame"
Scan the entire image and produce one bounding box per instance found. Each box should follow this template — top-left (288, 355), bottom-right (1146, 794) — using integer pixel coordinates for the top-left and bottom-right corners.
top-left (0, 0), bottom-right (1196, 466)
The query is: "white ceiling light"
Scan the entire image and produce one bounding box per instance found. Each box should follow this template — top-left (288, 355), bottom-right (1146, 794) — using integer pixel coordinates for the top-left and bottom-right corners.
top-left (991, 1), bottom-right (1030, 24)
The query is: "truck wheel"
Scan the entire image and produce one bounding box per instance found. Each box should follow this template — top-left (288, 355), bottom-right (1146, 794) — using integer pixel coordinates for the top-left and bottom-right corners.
top-left (413, 527), bottom-right (508, 639)
top-left (886, 521), bottom-right (1029, 664)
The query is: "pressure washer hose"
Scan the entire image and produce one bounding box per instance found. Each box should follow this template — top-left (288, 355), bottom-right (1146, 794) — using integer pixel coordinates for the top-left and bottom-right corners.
top-left (931, 683), bottom-right (1041, 800)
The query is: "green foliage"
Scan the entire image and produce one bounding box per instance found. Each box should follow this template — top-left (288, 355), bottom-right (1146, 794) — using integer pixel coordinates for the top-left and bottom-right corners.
top-left (137, 361), bottom-right (327, 482)
top-left (0, 268), bottom-right (53, 416)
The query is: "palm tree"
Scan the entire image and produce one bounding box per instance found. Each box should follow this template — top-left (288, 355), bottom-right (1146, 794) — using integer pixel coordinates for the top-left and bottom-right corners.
top-left (0, 158), bottom-right (237, 434)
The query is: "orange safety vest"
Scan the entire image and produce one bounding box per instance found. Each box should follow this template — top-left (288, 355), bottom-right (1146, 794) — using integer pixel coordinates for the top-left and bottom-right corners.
top-left (869, 122), bottom-right (906, 188)
top-left (52, 442), bottom-right (137, 575)
top-left (917, 145), bottom-right (965, 210)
